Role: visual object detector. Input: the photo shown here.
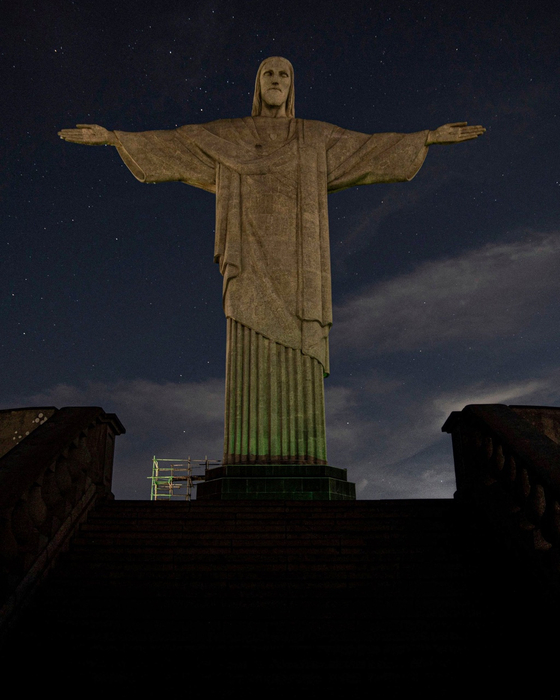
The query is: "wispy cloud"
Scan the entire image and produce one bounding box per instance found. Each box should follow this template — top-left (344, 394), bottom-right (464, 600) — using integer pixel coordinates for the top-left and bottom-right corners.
top-left (3, 366), bottom-right (559, 501)
top-left (326, 368), bottom-right (560, 500)
top-left (332, 232), bottom-right (560, 354)
top-left (432, 378), bottom-right (555, 430)
top-left (11, 379), bottom-right (224, 499)
top-left (332, 170), bottom-right (450, 258)
top-left (4, 227), bottom-right (560, 502)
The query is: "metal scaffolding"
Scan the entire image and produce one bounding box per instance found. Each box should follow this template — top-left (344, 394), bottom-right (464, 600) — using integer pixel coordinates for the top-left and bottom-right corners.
top-left (148, 456), bottom-right (221, 500)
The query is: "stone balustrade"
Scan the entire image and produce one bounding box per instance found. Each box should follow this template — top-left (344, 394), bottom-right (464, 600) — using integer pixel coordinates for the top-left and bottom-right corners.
top-left (442, 404), bottom-right (560, 584)
top-left (0, 406), bottom-right (125, 634)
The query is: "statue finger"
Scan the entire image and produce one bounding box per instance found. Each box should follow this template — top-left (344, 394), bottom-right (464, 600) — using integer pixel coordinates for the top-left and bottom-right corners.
top-left (448, 122), bottom-right (468, 127)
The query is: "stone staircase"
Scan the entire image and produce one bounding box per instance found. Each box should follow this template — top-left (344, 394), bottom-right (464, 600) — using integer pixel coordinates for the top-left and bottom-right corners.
top-left (4, 498), bottom-right (539, 693)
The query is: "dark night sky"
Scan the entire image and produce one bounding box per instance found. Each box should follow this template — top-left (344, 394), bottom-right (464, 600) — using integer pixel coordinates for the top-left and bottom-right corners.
top-left (2, 0), bottom-right (560, 499)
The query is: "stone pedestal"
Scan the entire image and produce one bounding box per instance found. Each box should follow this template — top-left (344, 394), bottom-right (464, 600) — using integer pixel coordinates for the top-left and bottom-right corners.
top-left (196, 464), bottom-right (356, 500)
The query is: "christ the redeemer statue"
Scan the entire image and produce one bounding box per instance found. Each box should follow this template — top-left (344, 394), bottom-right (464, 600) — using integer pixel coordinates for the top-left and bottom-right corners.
top-left (59, 56), bottom-right (484, 475)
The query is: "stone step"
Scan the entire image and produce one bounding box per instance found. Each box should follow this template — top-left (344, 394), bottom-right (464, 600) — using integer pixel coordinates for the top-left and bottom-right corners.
top-left (43, 575), bottom-right (469, 596)
top-left (67, 539), bottom-right (457, 555)
top-left (6, 497), bottom-right (505, 691)
top-left (22, 619), bottom-right (480, 648)
top-left (60, 557), bottom-right (458, 572)
top-left (87, 499), bottom-right (455, 518)
top-left (8, 637), bottom-right (474, 692)
top-left (80, 515), bottom-right (453, 528)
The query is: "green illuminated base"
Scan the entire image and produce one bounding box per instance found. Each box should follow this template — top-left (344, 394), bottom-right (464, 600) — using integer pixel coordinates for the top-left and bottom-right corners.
top-left (196, 464), bottom-right (356, 501)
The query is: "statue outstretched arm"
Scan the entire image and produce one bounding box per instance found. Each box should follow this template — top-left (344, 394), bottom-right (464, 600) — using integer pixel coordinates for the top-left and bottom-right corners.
top-left (58, 124), bottom-right (117, 146)
top-left (58, 123), bottom-right (217, 191)
top-left (426, 122), bottom-right (485, 145)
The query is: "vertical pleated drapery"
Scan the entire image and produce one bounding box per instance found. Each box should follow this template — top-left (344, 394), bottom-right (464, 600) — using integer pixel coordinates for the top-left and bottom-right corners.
top-left (224, 318), bottom-right (327, 465)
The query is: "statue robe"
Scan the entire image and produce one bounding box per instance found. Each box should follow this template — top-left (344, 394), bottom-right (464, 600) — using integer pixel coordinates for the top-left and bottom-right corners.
top-left (114, 117), bottom-right (429, 464)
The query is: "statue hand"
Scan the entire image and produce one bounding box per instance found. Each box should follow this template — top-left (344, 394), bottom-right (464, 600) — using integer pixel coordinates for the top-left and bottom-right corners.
top-left (426, 122), bottom-right (486, 145)
top-left (58, 124), bottom-right (117, 146)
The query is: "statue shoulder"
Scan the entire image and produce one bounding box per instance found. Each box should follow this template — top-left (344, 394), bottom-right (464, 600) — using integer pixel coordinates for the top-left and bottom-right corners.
top-left (299, 118), bottom-right (338, 132)
top-left (298, 118), bottom-right (345, 145)
top-left (177, 118), bottom-right (251, 142)
top-left (174, 117), bottom-right (240, 131)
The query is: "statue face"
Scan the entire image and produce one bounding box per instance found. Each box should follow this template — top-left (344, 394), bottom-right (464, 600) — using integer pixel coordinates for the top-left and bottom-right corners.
top-left (259, 57), bottom-right (292, 109)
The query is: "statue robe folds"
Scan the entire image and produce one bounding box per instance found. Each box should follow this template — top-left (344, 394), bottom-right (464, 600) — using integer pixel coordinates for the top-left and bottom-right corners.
top-left (114, 118), bottom-right (429, 465)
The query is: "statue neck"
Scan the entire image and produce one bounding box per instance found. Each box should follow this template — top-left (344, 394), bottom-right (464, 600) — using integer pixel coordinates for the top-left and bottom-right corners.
top-left (259, 103), bottom-right (288, 118)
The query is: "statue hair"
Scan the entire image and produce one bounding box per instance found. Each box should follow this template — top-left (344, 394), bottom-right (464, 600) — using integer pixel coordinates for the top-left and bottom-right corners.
top-left (251, 57), bottom-right (295, 118)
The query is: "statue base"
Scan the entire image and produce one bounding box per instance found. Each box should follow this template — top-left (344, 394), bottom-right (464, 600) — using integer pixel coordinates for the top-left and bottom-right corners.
top-left (196, 464), bottom-right (356, 500)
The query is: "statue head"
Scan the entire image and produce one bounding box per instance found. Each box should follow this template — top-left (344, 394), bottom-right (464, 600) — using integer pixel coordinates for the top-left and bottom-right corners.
top-left (252, 56), bottom-right (295, 118)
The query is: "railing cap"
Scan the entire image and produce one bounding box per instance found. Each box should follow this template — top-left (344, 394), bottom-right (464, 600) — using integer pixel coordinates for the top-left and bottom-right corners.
top-left (0, 407), bottom-right (125, 510)
top-left (442, 403), bottom-right (560, 494)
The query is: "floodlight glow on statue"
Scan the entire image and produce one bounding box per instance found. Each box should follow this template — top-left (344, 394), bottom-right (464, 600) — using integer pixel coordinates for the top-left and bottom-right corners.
top-left (59, 56), bottom-right (485, 468)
